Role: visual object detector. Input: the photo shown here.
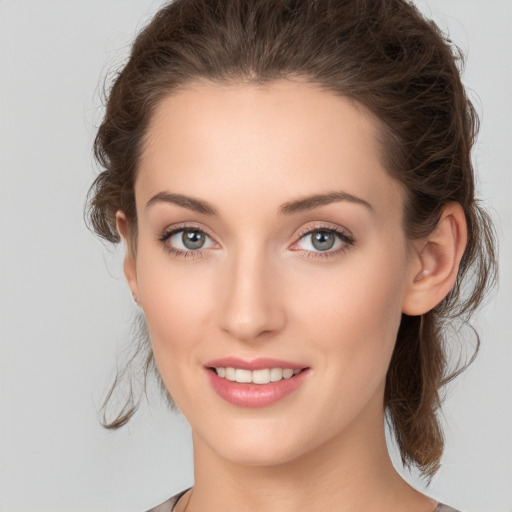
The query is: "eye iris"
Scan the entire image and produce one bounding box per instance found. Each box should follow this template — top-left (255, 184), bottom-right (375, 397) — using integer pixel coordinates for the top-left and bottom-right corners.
top-left (182, 230), bottom-right (205, 250)
top-left (311, 230), bottom-right (335, 251)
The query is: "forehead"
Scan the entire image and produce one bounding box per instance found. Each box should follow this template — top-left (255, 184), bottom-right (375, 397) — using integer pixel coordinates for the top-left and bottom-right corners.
top-left (137, 79), bottom-right (405, 219)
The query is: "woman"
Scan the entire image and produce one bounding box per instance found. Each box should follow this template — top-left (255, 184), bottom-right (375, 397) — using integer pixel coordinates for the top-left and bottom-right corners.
top-left (87, 1), bottom-right (497, 511)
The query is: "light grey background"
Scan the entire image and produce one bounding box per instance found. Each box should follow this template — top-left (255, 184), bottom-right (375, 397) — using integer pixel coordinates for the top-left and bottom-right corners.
top-left (0, 1), bottom-right (510, 511)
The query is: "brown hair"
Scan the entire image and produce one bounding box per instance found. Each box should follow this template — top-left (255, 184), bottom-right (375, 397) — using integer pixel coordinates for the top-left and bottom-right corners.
top-left (86, 0), bottom-right (497, 477)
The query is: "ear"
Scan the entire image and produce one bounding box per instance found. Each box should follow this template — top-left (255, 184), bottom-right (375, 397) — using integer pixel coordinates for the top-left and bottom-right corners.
top-left (402, 202), bottom-right (468, 316)
top-left (116, 211), bottom-right (140, 305)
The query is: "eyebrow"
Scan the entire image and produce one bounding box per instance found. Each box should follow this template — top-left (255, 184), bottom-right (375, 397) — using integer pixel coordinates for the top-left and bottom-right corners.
top-left (145, 190), bottom-right (373, 216)
top-left (279, 191), bottom-right (373, 215)
top-left (145, 192), bottom-right (219, 215)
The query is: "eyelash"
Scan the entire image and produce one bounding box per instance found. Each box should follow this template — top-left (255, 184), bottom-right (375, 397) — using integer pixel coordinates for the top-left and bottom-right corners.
top-left (158, 223), bottom-right (355, 260)
top-left (292, 224), bottom-right (355, 260)
top-left (158, 223), bottom-right (211, 260)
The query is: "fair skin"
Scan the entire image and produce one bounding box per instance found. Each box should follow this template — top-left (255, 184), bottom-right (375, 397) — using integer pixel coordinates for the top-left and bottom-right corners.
top-left (117, 79), bottom-right (467, 512)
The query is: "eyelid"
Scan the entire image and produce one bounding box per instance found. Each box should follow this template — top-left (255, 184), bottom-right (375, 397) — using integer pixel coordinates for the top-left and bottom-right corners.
top-left (158, 222), bottom-right (219, 257)
top-left (293, 222), bottom-right (354, 242)
top-left (289, 222), bottom-right (355, 256)
top-left (158, 221), bottom-right (354, 259)
top-left (159, 222), bottom-right (216, 241)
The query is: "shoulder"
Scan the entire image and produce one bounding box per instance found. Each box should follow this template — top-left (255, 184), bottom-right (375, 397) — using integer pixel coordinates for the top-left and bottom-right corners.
top-left (144, 492), bottom-right (461, 512)
top-left (145, 488), bottom-right (191, 512)
top-left (435, 505), bottom-right (463, 512)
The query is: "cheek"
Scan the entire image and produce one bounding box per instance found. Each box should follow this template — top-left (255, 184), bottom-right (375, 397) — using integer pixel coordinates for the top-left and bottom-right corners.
top-left (134, 252), bottom-right (215, 393)
top-left (134, 229), bottom-right (409, 415)
top-left (292, 247), bottom-right (407, 379)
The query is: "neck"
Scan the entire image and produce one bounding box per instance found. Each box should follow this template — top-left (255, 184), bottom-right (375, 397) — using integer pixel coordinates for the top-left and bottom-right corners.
top-left (184, 401), bottom-right (435, 512)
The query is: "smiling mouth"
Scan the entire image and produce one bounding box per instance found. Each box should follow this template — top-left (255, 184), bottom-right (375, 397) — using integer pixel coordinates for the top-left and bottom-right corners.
top-left (208, 367), bottom-right (306, 384)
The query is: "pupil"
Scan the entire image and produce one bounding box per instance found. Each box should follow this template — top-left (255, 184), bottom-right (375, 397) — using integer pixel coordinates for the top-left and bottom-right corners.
top-left (312, 231), bottom-right (335, 251)
top-left (182, 230), bottom-right (205, 250)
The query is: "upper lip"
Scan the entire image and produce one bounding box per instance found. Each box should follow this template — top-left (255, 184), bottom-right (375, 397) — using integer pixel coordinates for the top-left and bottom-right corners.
top-left (204, 357), bottom-right (308, 371)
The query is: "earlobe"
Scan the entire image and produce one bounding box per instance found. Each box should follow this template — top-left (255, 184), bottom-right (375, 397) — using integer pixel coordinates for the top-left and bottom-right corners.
top-left (116, 211), bottom-right (140, 304)
top-left (402, 203), bottom-right (468, 316)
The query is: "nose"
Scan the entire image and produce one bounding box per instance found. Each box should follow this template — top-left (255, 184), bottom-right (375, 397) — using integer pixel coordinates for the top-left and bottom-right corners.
top-left (218, 249), bottom-right (286, 342)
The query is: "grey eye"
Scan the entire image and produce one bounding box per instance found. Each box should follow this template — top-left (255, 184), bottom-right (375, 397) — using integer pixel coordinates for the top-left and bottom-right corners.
top-left (166, 228), bottom-right (215, 252)
top-left (294, 229), bottom-right (345, 253)
top-left (311, 230), bottom-right (336, 251)
top-left (181, 229), bottom-right (206, 249)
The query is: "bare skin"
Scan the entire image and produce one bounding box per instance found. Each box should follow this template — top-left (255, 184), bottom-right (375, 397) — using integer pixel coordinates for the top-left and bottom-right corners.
top-left (117, 79), bottom-right (467, 512)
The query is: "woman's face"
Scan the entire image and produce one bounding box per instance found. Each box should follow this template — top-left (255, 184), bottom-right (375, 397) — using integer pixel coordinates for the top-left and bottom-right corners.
top-left (127, 79), bottom-right (418, 466)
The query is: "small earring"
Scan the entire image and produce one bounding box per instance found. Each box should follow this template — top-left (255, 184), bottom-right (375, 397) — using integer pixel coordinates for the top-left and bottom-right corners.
top-left (132, 293), bottom-right (141, 306)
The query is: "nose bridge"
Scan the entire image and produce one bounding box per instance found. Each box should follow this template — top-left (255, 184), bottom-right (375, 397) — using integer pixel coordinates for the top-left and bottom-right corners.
top-left (219, 242), bottom-right (284, 341)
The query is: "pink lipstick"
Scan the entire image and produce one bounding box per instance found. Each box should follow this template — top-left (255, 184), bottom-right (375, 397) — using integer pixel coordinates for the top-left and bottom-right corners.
top-left (204, 357), bottom-right (310, 408)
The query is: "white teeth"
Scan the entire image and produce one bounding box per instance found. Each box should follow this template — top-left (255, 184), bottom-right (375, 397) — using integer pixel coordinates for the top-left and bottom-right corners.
top-left (270, 368), bottom-right (283, 381)
top-left (214, 367), bottom-right (301, 384)
top-left (252, 369), bottom-right (271, 384)
top-left (282, 369), bottom-right (294, 379)
top-left (225, 367), bottom-right (236, 381)
top-left (235, 369), bottom-right (252, 383)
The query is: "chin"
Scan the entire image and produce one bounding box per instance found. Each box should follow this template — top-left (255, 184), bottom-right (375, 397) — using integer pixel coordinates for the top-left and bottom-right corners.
top-left (201, 421), bottom-right (320, 468)
top-left (218, 442), bottom-right (304, 467)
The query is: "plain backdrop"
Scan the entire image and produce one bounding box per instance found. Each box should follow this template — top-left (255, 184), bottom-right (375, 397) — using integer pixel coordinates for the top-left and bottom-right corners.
top-left (0, 1), bottom-right (511, 511)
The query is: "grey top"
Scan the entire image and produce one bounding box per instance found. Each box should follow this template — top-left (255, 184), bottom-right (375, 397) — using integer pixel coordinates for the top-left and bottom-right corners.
top-left (146, 488), bottom-right (462, 512)
top-left (146, 489), bottom-right (190, 512)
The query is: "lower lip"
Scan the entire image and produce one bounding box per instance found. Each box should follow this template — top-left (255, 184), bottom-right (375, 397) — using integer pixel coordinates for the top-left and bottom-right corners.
top-left (205, 368), bottom-right (310, 408)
